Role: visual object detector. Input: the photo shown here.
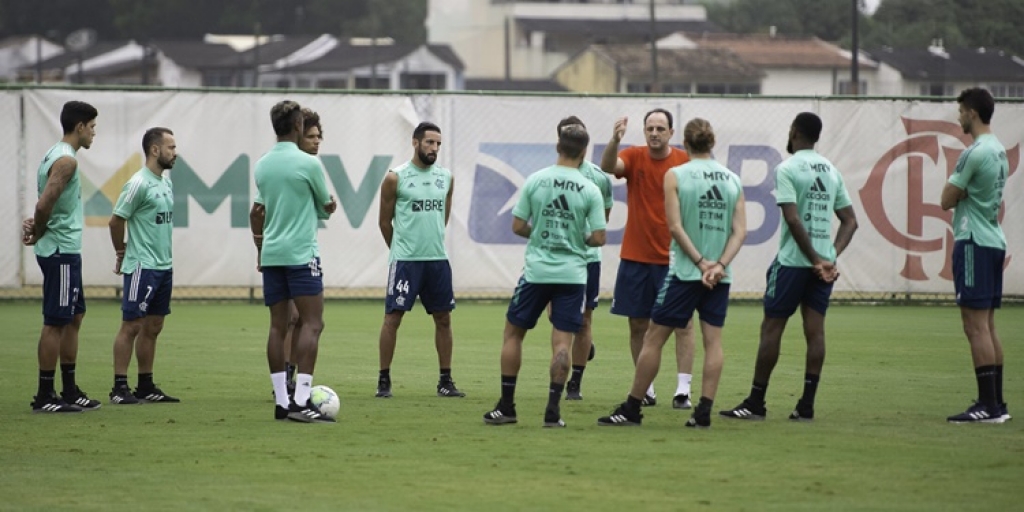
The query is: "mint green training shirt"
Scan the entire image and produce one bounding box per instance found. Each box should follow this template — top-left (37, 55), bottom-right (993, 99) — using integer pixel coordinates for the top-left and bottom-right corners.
top-left (667, 159), bottom-right (743, 283)
top-left (774, 149), bottom-right (852, 267)
top-left (113, 167), bottom-right (174, 271)
top-left (389, 160), bottom-right (451, 261)
top-left (948, 133), bottom-right (1008, 250)
top-left (34, 142), bottom-right (83, 257)
top-left (512, 165), bottom-right (606, 284)
top-left (254, 142), bottom-right (333, 267)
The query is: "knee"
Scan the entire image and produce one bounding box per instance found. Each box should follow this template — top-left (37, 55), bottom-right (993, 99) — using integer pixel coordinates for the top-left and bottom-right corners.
top-left (143, 317), bottom-right (165, 338)
top-left (432, 312), bottom-right (451, 330)
top-left (383, 313), bottom-right (403, 330)
top-left (306, 319), bottom-right (325, 336)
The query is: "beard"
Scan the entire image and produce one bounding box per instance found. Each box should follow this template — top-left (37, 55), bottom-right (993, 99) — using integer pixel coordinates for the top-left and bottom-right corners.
top-left (418, 150), bottom-right (437, 165)
top-left (786, 140), bottom-right (793, 154)
top-left (158, 156), bottom-right (176, 170)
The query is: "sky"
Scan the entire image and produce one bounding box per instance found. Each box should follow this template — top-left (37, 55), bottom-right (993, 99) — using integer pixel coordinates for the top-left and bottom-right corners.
top-left (863, 0), bottom-right (881, 14)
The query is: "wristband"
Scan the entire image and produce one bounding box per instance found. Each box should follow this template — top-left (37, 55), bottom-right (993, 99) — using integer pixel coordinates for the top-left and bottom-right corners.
top-left (695, 256), bottom-right (704, 265)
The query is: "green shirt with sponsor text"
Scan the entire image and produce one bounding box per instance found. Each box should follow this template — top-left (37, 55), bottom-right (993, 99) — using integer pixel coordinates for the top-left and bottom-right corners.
top-left (668, 158), bottom-right (743, 283)
top-left (113, 167), bottom-right (174, 271)
top-left (512, 165), bottom-right (606, 284)
top-left (774, 149), bottom-right (852, 267)
top-left (389, 160), bottom-right (452, 262)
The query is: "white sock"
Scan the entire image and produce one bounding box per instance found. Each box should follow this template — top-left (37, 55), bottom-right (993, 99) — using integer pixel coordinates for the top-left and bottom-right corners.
top-left (294, 373), bottom-right (313, 405)
top-left (271, 372), bottom-right (289, 408)
top-left (676, 373), bottom-right (692, 397)
top-left (646, 383), bottom-right (656, 398)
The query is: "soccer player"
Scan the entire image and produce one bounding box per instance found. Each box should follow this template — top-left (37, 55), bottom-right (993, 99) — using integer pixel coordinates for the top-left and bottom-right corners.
top-left (599, 118), bottom-right (746, 428)
top-left (720, 112), bottom-right (857, 422)
top-left (375, 122), bottom-right (465, 399)
top-left (483, 122), bottom-right (607, 428)
top-left (600, 108), bottom-right (697, 408)
top-left (554, 116), bottom-right (613, 401)
top-left (253, 108), bottom-right (324, 397)
top-left (250, 100), bottom-right (337, 423)
top-left (941, 88), bottom-right (1009, 424)
top-left (22, 100), bottom-right (101, 413)
top-left (108, 127), bottom-right (180, 405)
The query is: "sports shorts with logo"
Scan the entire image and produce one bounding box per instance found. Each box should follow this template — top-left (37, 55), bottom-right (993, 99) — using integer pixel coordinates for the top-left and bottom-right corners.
top-left (385, 260), bottom-right (456, 314)
top-left (652, 276), bottom-right (731, 328)
top-left (122, 267), bottom-right (173, 321)
top-left (610, 259), bottom-right (669, 318)
top-left (953, 239), bottom-right (1004, 309)
top-left (262, 257), bottom-right (323, 307)
top-left (36, 252), bottom-right (86, 326)
top-left (763, 259), bottom-right (834, 318)
top-left (506, 276), bottom-right (586, 333)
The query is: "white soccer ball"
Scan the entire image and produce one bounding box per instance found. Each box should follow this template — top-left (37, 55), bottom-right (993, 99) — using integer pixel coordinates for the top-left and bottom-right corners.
top-left (310, 385), bottom-right (340, 419)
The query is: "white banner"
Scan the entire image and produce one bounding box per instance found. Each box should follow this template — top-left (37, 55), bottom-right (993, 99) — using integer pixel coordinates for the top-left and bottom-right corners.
top-left (0, 92), bottom-right (20, 287)
top-left (16, 90), bottom-right (1024, 295)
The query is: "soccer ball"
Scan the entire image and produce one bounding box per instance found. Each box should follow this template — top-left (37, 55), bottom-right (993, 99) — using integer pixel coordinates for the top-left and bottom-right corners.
top-left (310, 385), bottom-right (340, 419)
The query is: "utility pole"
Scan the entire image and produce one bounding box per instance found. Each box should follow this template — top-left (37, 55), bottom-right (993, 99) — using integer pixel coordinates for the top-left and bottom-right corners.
top-left (851, 0), bottom-right (860, 95)
top-left (649, 0), bottom-right (659, 93)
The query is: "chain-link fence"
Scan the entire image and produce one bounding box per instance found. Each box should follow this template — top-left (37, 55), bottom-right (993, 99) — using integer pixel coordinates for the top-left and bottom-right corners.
top-left (3, 86), bottom-right (1022, 303)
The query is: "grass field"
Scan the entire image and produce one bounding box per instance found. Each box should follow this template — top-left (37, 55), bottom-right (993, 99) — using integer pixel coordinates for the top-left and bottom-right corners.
top-left (1, 300), bottom-right (1021, 511)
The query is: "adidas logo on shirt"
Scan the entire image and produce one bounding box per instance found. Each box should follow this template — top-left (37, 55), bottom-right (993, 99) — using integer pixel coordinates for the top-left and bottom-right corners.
top-left (698, 185), bottom-right (727, 209)
top-left (806, 177), bottom-right (830, 200)
top-left (542, 194), bottom-right (576, 220)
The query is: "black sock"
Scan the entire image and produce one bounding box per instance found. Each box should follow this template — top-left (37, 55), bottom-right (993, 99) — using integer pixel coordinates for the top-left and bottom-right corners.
top-left (568, 365), bottom-right (585, 386)
top-left (38, 370), bottom-right (56, 397)
top-left (379, 368), bottom-right (390, 381)
top-left (500, 375), bottom-right (517, 406)
top-left (995, 365), bottom-right (1004, 405)
top-left (625, 394), bottom-right (643, 414)
top-left (547, 382), bottom-right (564, 411)
top-left (975, 365), bottom-right (998, 410)
top-left (60, 363), bottom-right (77, 395)
top-left (749, 381), bottom-right (768, 404)
top-left (114, 374), bottom-right (129, 389)
top-left (699, 396), bottom-right (714, 411)
top-left (801, 373), bottom-right (820, 405)
top-left (440, 368), bottom-right (452, 382)
top-left (138, 372), bottom-right (154, 391)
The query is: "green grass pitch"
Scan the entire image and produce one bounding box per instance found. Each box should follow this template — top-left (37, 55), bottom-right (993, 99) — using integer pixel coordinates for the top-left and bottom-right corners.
top-left (1, 300), bottom-right (1021, 511)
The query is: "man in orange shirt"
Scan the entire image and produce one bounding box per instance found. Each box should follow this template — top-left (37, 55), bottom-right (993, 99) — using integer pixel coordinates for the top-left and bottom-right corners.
top-left (600, 108), bottom-right (696, 408)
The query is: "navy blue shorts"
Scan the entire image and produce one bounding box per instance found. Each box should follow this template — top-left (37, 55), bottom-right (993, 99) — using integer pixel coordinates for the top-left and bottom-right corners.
top-left (385, 260), bottom-right (456, 314)
top-left (610, 259), bottom-right (669, 318)
top-left (585, 261), bottom-right (601, 310)
top-left (122, 267), bottom-right (173, 321)
top-left (36, 252), bottom-right (86, 326)
top-left (262, 257), bottom-right (324, 306)
top-left (507, 277), bottom-right (586, 333)
top-left (652, 276), bottom-right (731, 328)
top-left (953, 239), bottom-right (1004, 309)
top-left (763, 259), bottom-right (834, 318)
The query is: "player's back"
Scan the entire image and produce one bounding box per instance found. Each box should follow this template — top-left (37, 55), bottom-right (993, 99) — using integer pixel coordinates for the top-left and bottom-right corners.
top-left (254, 142), bottom-right (323, 266)
top-left (35, 142), bottom-right (83, 257)
top-left (670, 158), bottom-right (742, 282)
top-left (774, 150), bottom-right (851, 267)
top-left (514, 165), bottom-right (605, 284)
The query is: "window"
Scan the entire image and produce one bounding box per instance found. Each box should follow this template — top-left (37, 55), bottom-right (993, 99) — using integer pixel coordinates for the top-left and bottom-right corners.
top-left (294, 78), bottom-right (312, 89)
top-left (661, 83), bottom-right (691, 94)
top-left (354, 76), bottom-right (390, 89)
top-left (989, 84), bottom-right (1024, 98)
top-left (203, 71), bottom-right (236, 87)
top-left (626, 82), bottom-right (651, 93)
top-left (920, 83), bottom-right (954, 96)
top-left (400, 73), bottom-right (447, 90)
top-left (317, 79), bottom-right (347, 89)
top-left (837, 80), bottom-right (867, 95)
top-left (696, 83), bottom-right (760, 95)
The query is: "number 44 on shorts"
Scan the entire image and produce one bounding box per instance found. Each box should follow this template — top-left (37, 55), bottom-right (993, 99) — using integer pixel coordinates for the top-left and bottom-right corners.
top-left (395, 280), bottom-right (410, 294)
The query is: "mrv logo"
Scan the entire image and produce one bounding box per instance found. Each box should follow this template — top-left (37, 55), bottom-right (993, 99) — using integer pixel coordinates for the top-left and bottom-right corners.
top-left (469, 143), bottom-right (783, 245)
top-left (81, 153), bottom-right (393, 229)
